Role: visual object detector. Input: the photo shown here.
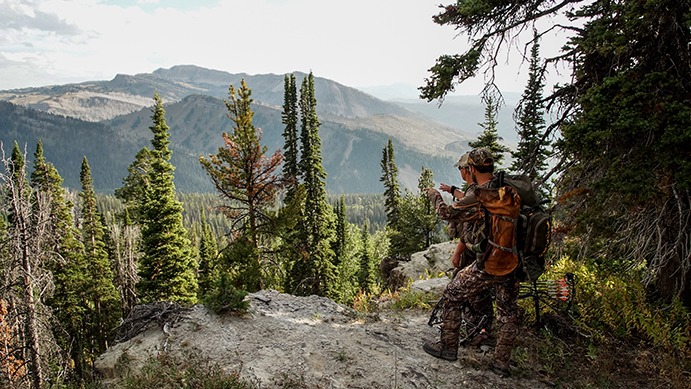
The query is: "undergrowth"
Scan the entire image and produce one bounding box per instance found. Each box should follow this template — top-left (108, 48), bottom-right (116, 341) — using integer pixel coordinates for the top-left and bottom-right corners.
top-left (115, 352), bottom-right (257, 389)
top-left (513, 255), bottom-right (691, 388)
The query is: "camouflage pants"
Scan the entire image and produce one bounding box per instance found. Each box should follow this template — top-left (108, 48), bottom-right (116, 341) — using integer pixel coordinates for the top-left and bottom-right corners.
top-left (442, 264), bottom-right (520, 365)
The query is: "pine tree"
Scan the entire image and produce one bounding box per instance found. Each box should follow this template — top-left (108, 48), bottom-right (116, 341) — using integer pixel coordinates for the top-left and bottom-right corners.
top-left (79, 157), bottom-right (121, 354)
top-left (511, 33), bottom-right (551, 184)
top-left (357, 220), bottom-right (378, 293)
top-left (468, 94), bottom-right (510, 165)
top-left (197, 211), bottom-right (218, 297)
top-left (282, 73), bottom-right (299, 197)
top-left (333, 195), bottom-right (347, 267)
top-left (295, 72), bottom-right (336, 297)
top-left (137, 94), bottom-right (198, 304)
top-left (114, 147), bottom-right (153, 224)
top-left (199, 80), bottom-right (284, 292)
top-left (417, 167), bottom-right (439, 247)
top-left (30, 141), bottom-right (92, 382)
top-left (380, 139), bottom-right (400, 230)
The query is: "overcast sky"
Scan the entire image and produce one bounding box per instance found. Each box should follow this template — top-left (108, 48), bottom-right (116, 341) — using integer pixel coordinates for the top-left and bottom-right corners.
top-left (0, 0), bottom-right (570, 96)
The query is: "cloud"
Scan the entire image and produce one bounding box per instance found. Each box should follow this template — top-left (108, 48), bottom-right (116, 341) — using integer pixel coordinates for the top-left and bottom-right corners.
top-left (0, 0), bottom-right (80, 35)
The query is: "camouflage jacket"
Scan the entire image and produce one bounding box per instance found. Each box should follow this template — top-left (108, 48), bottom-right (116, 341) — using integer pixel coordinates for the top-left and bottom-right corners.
top-left (428, 183), bottom-right (485, 245)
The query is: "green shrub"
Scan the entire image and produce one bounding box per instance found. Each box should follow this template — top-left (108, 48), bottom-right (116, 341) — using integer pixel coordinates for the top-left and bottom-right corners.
top-left (119, 353), bottom-right (256, 389)
top-left (201, 271), bottom-right (249, 315)
top-left (548, 255), bottom-right (691, 354)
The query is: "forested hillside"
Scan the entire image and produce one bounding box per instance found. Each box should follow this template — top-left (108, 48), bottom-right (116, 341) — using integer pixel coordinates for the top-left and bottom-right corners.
top-left (0, 67), bottom-right (474, 194)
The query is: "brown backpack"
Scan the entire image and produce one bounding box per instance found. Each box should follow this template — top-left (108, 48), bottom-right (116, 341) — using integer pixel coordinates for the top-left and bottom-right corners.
top-left (474, 185), bottom-right (521, 276)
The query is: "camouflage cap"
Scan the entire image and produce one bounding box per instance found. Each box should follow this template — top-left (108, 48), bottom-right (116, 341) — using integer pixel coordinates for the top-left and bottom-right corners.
top-left (467, 147), bottom-right (494, 167)
top-left (453, 152), bottom-right (470, 168)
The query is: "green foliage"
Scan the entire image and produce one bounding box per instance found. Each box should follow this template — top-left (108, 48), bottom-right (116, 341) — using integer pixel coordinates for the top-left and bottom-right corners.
top-left (79, 157), bottom-right (122, 355)
top-left (201, 270), bottom-right (250, 315)
top-left (197, 211), bottom-right (218, 298)
top-left (281, 73), bottom-right (299, 196)
top-left (222, 236), bottom-right (261, 293)
top-left (468, 94), bottom-right (510, 166)
top-left (120, 353), bottom-right (255, 389)
top-left (290, 72), bottom-right (337, 298)
top-left (388, 283), bottom-right (435, 311)
top-left (199, 79), bottom-right (284, 292)
top-left (379, 139), bottom-right (400, 230)
top-left (137, 94), bottom-right (198, 304)
top-left (510, 33), bottom-right (552, 188)
top-left (357, 220), bottom-right (379, 294)
top-left (548, 256), bottom-right (691, 353)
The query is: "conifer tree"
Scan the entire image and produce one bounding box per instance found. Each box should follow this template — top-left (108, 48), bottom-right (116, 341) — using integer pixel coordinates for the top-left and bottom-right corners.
top-left (79, 157), bottom-right (121, 354)
top-left (137, 94), bottom-right (198, 304)
top-left (294, 72), bottom-right (336, 297)
top-left (114, 148), bottom-right (152, 224)
top-left (199, 80), bottom-right (284, 292)
top-left (468, 94), bottom-right (510, 165)
top-left (197, 211), bottom-right (218, 297)
top-left (281, 73), bottom-right (299, 197)
top-left (417, 167), bottom-right (439, 247)
top-left (30, 141), bottom-right (92, 382)
top-left (511, 34), bottom-right (551, 183)
top-left (357, 219), bottom-right (377, 293)
top-left (380, 139), bottom-right (400, 229)
top-left (333, 195), bottom-right (347, 267)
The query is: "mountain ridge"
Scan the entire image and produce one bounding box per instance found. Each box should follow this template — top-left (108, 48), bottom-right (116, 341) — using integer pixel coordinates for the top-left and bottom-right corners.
top-left (0, 65), bottom-right (479, 194)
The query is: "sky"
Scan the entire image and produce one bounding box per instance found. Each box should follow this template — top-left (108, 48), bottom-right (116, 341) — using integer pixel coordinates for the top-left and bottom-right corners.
top-left (0, 0), bottom-right (570, 96)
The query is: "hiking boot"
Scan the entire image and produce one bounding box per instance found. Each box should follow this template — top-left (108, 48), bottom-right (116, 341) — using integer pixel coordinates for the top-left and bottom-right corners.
top-left (422, 340), bottom-right (458, 361)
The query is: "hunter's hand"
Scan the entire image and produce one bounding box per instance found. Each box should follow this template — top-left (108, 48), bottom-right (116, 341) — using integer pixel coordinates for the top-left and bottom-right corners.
top-left (439, 183), bottom-right (452, 193)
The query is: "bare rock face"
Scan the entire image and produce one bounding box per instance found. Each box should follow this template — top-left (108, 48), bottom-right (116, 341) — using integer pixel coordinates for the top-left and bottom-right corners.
top-left (95, 289), bottom-right (548, 388)
top-left (385, 241), bottom-right (457, 290)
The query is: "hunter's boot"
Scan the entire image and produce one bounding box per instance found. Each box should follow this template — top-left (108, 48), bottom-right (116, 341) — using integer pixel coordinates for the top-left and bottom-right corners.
top-left (491, 315), bottom-right (518, 377)
top-left (423, 305), bottom-right (462, 361)
top-left (467, 292), bottom-right (495, 348)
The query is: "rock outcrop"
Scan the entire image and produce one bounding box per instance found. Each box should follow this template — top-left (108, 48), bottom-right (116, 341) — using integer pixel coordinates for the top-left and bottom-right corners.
top-left (95, 286), bottom-right (548, 388)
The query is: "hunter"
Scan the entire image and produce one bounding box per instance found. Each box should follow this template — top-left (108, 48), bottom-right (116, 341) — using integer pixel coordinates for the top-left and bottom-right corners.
top-left (423, 147), bottom-right (520, 377)
top-left (426, 151), bottom-right (495, 346)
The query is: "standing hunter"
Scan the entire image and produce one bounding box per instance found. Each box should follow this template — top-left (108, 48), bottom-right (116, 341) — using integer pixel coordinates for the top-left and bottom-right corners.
top-left (426, 151), bottom-right (495, 347)
top-left (423, 148), bottom-right (520, 377)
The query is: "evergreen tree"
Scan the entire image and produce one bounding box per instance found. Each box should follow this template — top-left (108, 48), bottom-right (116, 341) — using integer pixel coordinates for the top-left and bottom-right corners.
top-left (79, 157), bottom-right (121, 355)
top-left (137, 94), bottom-right (198, 304)
top-left (294, 72), bottom-right (336, 297)
top-left (197, 211), bottom-right (218, 298)
top-left (380, 139), bottom-right (400, 229)
top-left (417, 167), bottom-right (439, 248)
top-left (468, 94), bottom-right (510, 165)
top-left (114, 147), bottom-right (153, 224)
top-left (30, 142), bottom-right (92, 382)
top-left (510, 33), bottom-right (552, 184)
top-left (357, 220), bottom-right (378, 293)
top-left (199, 80), bottom-right (284, 292)
top-left (281, 73), bottom-right (299, 197)
top-left (333, 195), bottom-right (347, 267)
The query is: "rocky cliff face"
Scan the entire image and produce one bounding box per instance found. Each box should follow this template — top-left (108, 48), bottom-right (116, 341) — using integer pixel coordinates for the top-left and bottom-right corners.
top-left (95, 243), bottom-right (548, 388)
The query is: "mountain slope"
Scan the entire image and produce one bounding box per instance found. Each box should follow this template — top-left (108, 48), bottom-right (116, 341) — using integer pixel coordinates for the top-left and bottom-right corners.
top-left (0, 101), bottom-right (135, 192)
top-left (0, 65), bottom-right (476, 194)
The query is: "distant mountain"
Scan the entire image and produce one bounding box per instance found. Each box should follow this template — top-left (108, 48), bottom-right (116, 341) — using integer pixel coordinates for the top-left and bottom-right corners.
top-left (389, 94), bottom-right (523, 148)
top-left (0, 101), bottom-right (136, 192)
top-left (0, 65), bottom-right (478, 194)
